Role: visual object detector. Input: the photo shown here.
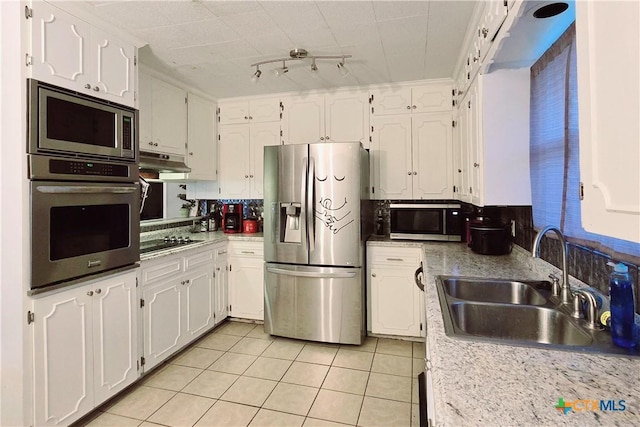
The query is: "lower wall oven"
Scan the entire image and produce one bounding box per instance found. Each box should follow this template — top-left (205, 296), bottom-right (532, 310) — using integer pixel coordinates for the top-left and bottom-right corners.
top-left (29, 155), bottom-right (140, 290)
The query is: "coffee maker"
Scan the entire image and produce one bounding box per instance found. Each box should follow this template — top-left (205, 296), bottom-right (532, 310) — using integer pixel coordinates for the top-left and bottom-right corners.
top-left (222, 203), bottom-right (243, 233)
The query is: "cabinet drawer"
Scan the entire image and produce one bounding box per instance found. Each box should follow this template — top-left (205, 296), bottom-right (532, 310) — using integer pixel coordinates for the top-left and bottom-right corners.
top-left (369, 246), bottom-right (422, 266)
top-left (228, 242), bottom-right (263, 258)
top-left (184, 249), bottom-right (214, 271)
top-left (141, 256), bottom-right (183, 286)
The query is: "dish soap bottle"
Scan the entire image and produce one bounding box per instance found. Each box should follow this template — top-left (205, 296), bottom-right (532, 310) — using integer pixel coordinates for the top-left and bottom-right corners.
top-left (607, 262), bottom-right (636, 348)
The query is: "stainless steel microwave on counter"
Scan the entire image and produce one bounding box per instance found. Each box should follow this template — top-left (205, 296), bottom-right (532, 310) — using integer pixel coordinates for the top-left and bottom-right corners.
top-left (390, 203), bottom-right (462, 241)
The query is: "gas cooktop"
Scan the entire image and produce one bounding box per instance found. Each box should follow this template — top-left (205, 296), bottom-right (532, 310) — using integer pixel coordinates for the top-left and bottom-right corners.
top-left (140, 236), bottom-right (204, 254)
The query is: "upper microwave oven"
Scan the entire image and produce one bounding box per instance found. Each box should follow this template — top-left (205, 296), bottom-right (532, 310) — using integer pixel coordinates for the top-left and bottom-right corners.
top-left (390, 203), bottom-right (463, 241)
top-left (28, 79), bottom-right (138, 162)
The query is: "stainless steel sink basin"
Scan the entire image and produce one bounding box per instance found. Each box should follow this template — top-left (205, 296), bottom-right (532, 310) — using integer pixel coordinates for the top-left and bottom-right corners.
top-left (449, 302), bottom-right (592, 346)
top-left (441, 278), bottom-right (548, 305)
top-left (435, 275), bottom-right (640, 357)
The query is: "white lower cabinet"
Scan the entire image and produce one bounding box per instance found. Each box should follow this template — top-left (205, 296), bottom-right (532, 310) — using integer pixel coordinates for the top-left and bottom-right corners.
top-left (140, 246), bottom-right (218, 371)
top-left (32, 270), bottom-right (138, 426)
top-left (228, 241), bottom-right (264, 321)
top-left (367, 245), bottom-right (424, 337)
top-left (213, 244), bottom-right (229, 325)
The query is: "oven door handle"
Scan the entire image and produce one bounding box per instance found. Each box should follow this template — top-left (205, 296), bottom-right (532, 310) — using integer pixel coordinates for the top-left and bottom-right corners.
top-left (36, 185), bottom-right (137, 194)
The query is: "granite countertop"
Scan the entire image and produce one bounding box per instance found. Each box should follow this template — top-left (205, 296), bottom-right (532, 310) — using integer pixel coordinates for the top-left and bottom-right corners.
top-left (419, 242), bottom-right (640, 426)
top-left (140, 231), bottom-right (264, 261)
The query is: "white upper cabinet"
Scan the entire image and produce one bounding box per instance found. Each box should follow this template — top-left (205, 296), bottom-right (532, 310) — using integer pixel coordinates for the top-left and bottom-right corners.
top-left (370, 82), bottom-right (452, 116)
top-left (29, 1), bottom-right (136, 107)
top-left (371, 113), bottom-right (453, 200)
top-left (218, 98), bottom-right (280, 125)
top-left (160, 92), bottom-right (217, 181)
top-left (576, 1), bottom-right (640, 243)
top-left (139, 71), bottom-right (187, 155)
top-left (477, 1), bottom-right (509, 63)
top-left (217, 121), bottom-right (280, 199)
top-left (281, 90), bottom-right (370, 146)
top-left (454, 69), bottom-right (531, 206)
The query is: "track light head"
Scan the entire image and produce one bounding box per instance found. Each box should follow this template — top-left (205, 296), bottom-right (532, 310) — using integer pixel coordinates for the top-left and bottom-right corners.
top-left (250, 66), bottom-right (262, 83)
top-left (274, 61), bottom-right (289, 77)
top-left (310, 59), bottom-right (319, 78)
top-left (337, 58), bottom-right (349, 77)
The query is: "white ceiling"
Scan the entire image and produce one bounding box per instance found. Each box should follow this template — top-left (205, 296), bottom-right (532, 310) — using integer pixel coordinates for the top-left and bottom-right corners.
top-left (80, 0), bottom-right (478, 99)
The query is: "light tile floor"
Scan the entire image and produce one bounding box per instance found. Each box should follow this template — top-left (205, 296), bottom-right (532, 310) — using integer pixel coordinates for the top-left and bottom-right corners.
top-left (83, 321), bottom-right (425, 427)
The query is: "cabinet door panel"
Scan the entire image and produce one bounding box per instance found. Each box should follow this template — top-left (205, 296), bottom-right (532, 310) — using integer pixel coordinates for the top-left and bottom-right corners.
top-left (218, 101), bottom-right (249, 125)
top-left (412, 84), bottom-right (452, 113)
top-left (184, 269), bottom-right (214, 339)
top-left (325, 92), bottom-right (369, 144)
top-left (31, 2), bottom-right (91, 90)
top-left (151, 78), bottom-right (187, 155)
top-left (92, 29), bottom-right (135, 106)
top-left (371, 116), bottom-right (413, 199)
top-left (186, 93), bottom-right (217, 180)
top-left (33, 289), bottom-right (93, 426)
top-left (92, 273), bottom-right (137, 405)
top-left (577, 1), bottom-right (640, 242)
top-left (250, 98), bottom-right (281, 123)
top-left (250, 122), bottom-right (281, 198)
top-left (218, 125), bottom-right (250, 198)
top-left (412, 113), bottom-right (453, 199)
top-left (370, 267), bottom-right (421, 337)
top-left (142, 281), bottom-right (183, 371)
top-left (214, 250), bottom-right (229, 325)
top-left (281, 96), bottom-right (324, 144)
top-left (370, 87), bottom-right (411, 115)
top-left (229, 257), bottom-right (264, 320)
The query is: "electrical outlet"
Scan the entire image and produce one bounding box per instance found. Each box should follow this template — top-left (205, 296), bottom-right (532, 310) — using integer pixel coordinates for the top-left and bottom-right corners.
top-left (510, 220), bottom-right (516, 237)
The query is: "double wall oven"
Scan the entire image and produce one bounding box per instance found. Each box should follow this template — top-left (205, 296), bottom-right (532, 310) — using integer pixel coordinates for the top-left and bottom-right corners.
top-left (28, 79), bottom-right (140, 291)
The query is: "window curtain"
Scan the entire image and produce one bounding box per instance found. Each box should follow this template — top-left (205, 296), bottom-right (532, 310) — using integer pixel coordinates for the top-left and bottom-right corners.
top-left (530, 23), bottom-right (640, 261)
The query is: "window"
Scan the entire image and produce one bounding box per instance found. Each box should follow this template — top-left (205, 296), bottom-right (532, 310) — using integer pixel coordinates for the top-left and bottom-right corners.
top-left (530, 23), bottom-right (639, 260)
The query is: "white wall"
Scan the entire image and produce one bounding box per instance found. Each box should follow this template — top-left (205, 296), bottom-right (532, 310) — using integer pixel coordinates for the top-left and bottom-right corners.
top-left (0, 2), bottom-right (29, 425)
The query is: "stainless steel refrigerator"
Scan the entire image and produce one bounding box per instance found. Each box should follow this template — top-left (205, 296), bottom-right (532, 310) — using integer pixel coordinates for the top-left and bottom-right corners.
top-left (264, 142), bottom-right (370, 345)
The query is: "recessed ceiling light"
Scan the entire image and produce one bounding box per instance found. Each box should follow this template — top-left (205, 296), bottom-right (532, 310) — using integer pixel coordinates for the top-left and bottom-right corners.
top-left (533, 2), bottom-right (569, 19)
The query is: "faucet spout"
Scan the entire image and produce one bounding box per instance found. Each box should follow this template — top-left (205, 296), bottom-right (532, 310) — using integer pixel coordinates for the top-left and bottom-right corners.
top-left (532, 226), bottom-right (572, 305)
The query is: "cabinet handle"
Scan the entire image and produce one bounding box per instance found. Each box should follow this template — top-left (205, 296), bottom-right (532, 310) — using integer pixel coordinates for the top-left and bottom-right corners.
top-left (371, 273), bottom-right (376, 277)
top-left (185, 279), bottom-right (190, 284)
top-left (474, 162), bottom-right (480, 168)
top-left (93, 86), bottom-right (100, 92)
top-left (320, 137), bottom-right (325, 140)
top-left (245, 174), bottom-right (249, 178)
top-left (413, 171), bottom-right (417, 175)
top-left (148, 142), bottom-right (154, 146)
top-left (249, 174), bottom-right (254, 178)
top-left (249, 116), bottom-right (253, 120)
top-left (87, 291), bottom-right (94, 296)
top-left (95, 288), bottom-right (101, 294)
top-left (406, 105), bottom-right (411, 110)
top-left (189, 152), bottom-right (194, 155)
top-left (244, 116), bottom-right (248, 120)
top-left (84, 84), bottom-right (91, 89)
top-left (481, 27), bottom-right (489, 38)
top-left (219, 250), bottom-right (227, 255)
top-left (241, 250), bottom-right (255, 254)
top-left (216, 267), bottom-right (221, 271)
top-left (386, 258), bottom-right (404, 262)
top-left (325, 135), bottom-right (329, 140)
top-left (412, 105), bottom-right (416, 109)
top-left (458, 169), bottom-right (462, 173)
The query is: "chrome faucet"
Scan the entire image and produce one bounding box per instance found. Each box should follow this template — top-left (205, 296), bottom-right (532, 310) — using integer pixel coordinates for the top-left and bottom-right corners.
top-left (571, 289), bottom-right (602, 330)
top-left (531, 226), bottom-right (572, 305)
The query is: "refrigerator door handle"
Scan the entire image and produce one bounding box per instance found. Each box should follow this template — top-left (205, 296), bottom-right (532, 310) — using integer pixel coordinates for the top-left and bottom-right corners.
top-left (307, 156), bottom-right (315, 252)
top-left (267, 267), bottom-right (357, 279)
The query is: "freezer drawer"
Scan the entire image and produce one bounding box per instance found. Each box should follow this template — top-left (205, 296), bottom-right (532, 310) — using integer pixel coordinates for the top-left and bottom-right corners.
top-left (264, 263), bottom-right (364, 345)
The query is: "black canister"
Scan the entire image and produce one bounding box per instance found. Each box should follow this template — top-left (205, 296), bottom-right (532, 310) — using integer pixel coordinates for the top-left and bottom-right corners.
top-left (469, 221), bottom-right (512, 255)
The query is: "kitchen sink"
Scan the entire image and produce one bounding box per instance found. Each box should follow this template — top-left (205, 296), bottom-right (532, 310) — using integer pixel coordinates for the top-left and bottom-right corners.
top-left (441, 278), bottom-right (549, 305)
top-left (449, 302), bottom-right (592, 346)
top-left (435, 275), bottom-right (640, 357)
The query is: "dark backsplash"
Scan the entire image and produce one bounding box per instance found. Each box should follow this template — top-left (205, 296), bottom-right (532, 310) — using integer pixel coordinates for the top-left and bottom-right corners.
top-left (373, 201), bottom-right (640, 315)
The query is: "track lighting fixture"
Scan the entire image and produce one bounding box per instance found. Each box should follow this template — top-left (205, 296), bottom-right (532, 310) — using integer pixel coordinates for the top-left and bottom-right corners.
top-left (251, 66), bottom-right (262, 83)
top-left (250, 48), bottom-right (352, 81)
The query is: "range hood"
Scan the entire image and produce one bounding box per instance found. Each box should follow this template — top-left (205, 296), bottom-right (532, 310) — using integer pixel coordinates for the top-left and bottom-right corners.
top-left (139, 151), bottom-right (191, 173)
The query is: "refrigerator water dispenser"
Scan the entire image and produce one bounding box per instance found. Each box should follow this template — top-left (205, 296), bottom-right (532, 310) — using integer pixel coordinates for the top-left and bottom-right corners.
top-left (281, 203), bottom-right (301, 243)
